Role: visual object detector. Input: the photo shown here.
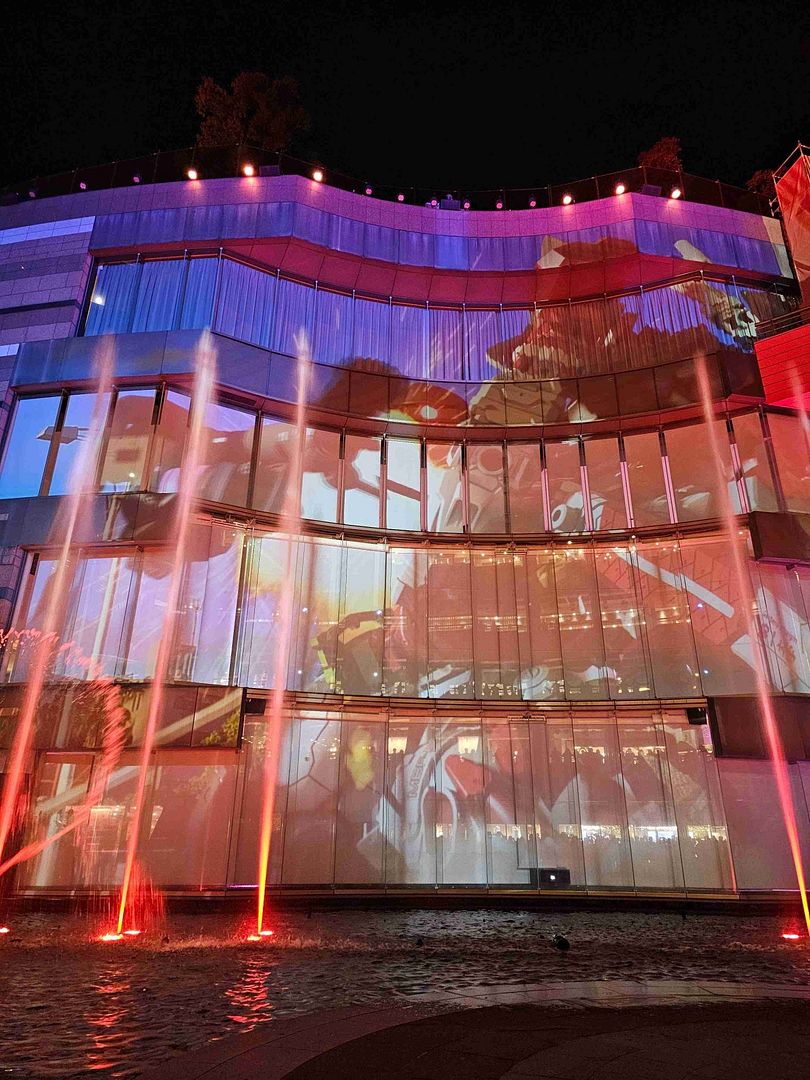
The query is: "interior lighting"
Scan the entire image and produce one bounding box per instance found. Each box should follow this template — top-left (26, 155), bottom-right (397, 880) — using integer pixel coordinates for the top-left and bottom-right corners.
top-left (614, 182), bottom-right (626, 195)
top-left (242, 163), bottom-right (255, 177)
top-left (561, 193), bottom-right (574, 205)
top-left (670, 186), bottom-right (682, 199)
top-left (312, 168), bottom-right (324, 182)
top-left (186, 168), bottom-right (198, 181)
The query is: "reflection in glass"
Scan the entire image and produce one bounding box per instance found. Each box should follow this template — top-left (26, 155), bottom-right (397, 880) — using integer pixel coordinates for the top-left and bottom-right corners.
top-left (0, 395), bottom-right (61, 499)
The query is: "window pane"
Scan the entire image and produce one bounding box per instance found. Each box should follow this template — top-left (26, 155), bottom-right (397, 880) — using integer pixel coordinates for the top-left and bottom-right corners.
top-left (624, 431), bottom-right (670, 527)
top-left (386, 437), bottom-right (421, 530)
top-left (253, 417), bottom-right (297, 514)
top-left (530, 718), bottom-right (585, 885)
top-left (131, 259), bottom-right (184, 332)
top-left (665, 420), bottom-right (738, 521)
top-left (98, 389), bottom-right (156, 492)
top-left (343, 434), bottom-right (382, 527)
top-left (768, 412), bottom-right (810, 513)
top-left (427, 550), bottom-right (473, 697)
top-left (149, 390), bottom-right (188, 493)
top-left (180, 257), bottom-right (218, 329)
top-left (426, 442), bottom-right (463, 532)
top-left (546, 440), bottom-right (585, 533)
top-left (584, 437), bottom-right (627, 531)
top-left (467, 443), bottom-right (506, 533)
top-left (516, 550), bottom-right (564, 699)
top-left (384, 720), bottom-right (437, 883)
top-left (197, 400), bottom-right (255, 506)
top-left (732, 411), bottom-right (777, 512)
top-left (573, 718), bottom-right (633, 887)
top-left (506, 443), bottom-right (544, 532)
top-left (594, 546), bottom-right (652, 698)
top-left (554, 546), bottom-right (608, 699)
top-left (471, 551), bottom-right (520, 698)
top-left (383, 547), bottom-right (428, 696)
top-left (0, 396), bottom-right (60, 498)
top-left (84, 262), bottom-right (139, 335)
top-left (301, 427), bottom-right (340, 522)
top-left (337, 543), bottom-right (385, 695)
top-left (334, 718), bottom-right (385, 883)
top-left (50, 392), bottom-right (111, 496)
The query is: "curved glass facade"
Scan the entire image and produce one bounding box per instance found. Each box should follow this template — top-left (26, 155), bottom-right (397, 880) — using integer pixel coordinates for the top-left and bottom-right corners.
top-left (1, 174), bottom-right (809, 899)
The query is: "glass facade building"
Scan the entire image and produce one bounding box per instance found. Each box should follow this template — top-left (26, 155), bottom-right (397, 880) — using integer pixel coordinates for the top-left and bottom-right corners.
top-left (0, 167), bottom-right (809, 898)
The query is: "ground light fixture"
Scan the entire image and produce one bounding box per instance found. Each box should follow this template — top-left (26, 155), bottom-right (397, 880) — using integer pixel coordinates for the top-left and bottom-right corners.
top-left (247, 929), bottom-right (275, 942)
top-left (495, 199), bottom-right (504, 209)
top-left (132, 174), bottom-right (141, 184)
top-left (529, 196), bottom-right (537, 207)
top-left (397, 192), bottom-right (405, 201)
top-left (462, 199), bottom-right (471, 209)
top-left (186, 168), bottom-right (198, 181)
top-left (615, 182), bottom-right (626, 194)
top-left (561, 193), bottom-right (574, 205)
top-left (242, 164), bottom-right (255, 177)
top-left (312, 168), bottom-right (324, 182)
top-left (364, 185), bottom-right (373, 195)
top-left (670, 186), bottom-right (682, 199)
top-left (781, 931), bottom-right (802, 940)
top-left (0, 926), bottom-right (10, 934)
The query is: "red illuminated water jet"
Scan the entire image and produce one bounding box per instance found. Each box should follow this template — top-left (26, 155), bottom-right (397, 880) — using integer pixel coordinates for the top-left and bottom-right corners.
top-left (254, 332), bottom-right (311, 938)
top-left (106, 336), bottom-right (216, 938)
top-left (696, 355), bottom-right (810, 937)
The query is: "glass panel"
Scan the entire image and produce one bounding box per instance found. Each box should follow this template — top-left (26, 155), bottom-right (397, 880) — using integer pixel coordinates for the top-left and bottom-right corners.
top-left (426, 442), bottom-right (463, 532)
top-left (281, 713), bottom-right (340, 883)
top-left (0, 395), bottom-right (61, 499)
top-left (122, 548), bottom-right (174, 680)
top-left (435, 720), bottom-right (486, 883)
top-left (61, 554), bottom-right (138, 679)
top-left (334, 719), bottom-right (385, 883)
top-left (427, 550), bottom-right (473, 698)
top-left (384, 719), bottom-right (436, 884)
top-left (732, 411), bottom-right (777, 512)
top-left (594, 546), bottom-right (652, 699)
top-left (554, 546), bottom-right (608, 699)
top-left (179, 257), bottom-right (218, 329)
top-left (337, 543), bottom-right (385, 695)
top-left (131, 259), bottom-right (184, 332)
top-left (142, 749), bottom-right (237, 888)
top-left (385, 437), bottom-right (421, 531)
top-left (530, 718), bottom-right (585, 885)
top-left (149, 390), bottom-right (189, 494)
top-left (573, 717), bottom-right (633, 887)
top-left (546, 440), bottom-right (585, 533)
top-left (84, 262), bottom-right (139, 335)
top-left (471, 550), bottom-right (521, 699)
top-left (623, 431), bottom-right (670, 527)
top-left (484, 721), bottom-right (535, 885)
top-left (252, 417), bottom-right (297, 513)
top-left (343, 434), bottom-right (382, 528)
top-left (516, 550), bottom-right (564, 700)
top-left (17, 754), bottom-right (93, 888)
top-left (665, 420), bottom-right (739, 521)
top-left (301, 427), bottom-right (340, 523)
top-left (506, 443), bottom-right (545, 532)
top-left (192, 687), bottom-right (242, 747)
top-left (50, 392), bottom-right (111, 496)
top-left (768, 412), bottom-right (810, 513)
top-left (467, 443), bottom-right (506, 533)
top-left (98, 389), bottom-right (156, 493)
top-left (197, 400), bottom-right (255, 507)
top-left (383, 547), bottom-right (428, 697)
top-left (584, 437), bottom-right (628, 531)
top-left (618, 716), bottom-right (684, 889)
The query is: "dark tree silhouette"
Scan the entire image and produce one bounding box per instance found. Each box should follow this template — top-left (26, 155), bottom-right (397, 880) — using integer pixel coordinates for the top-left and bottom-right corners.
top-left (746, 168), bottom-right (776, 201)
top-left (637, 136), bottom-right (683, 171)
top-left (195, 72), bottom-right (310, 151)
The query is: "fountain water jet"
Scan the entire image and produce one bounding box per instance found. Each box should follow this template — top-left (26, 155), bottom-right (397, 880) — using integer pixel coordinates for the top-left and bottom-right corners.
top-left (696, 354), bottom-right (810, 936)
top-left (0, 339), bottom-right (115, 882)
top-left (110, 334), bottom-right (216, 936)
top-left (254, 332), bottom-right (310, 939)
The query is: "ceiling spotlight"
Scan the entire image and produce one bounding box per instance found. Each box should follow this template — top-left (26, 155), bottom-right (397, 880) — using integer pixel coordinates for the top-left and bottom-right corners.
top-left (397, 192), bottom-right (405, 202)
top-left (670, 186), bottom-right (682, 199)
top-left (495, 199), bottom-right (503, 210)
top-left (242, 163), bottom-right (255, 177)
top-left (614, 182), bottom-right (626, 195)
top-left (561, 193), bottom-right (573, 205)
top-left (462, 199), bottom-right (471, 210)
top-left (312, 167), bottom-right (324, 182)
top-left (364, 185), bottom-right (373, 195)
top-left (132, 174), bottom-right (141, 184)
top-left (79, 181), bottom-right (87, 191)
top-left (529, 197), bottom-right (537, 208)
top-left (186, 168), bottom-right (198, 180)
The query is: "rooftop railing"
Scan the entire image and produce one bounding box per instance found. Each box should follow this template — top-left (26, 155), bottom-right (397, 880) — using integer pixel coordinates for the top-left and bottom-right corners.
top-left (0, 144), bottom-right (773, 216)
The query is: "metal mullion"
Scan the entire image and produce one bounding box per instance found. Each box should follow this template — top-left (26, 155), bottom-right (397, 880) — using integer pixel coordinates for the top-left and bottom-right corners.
top-left (38, 390), bottom-right (70, 496)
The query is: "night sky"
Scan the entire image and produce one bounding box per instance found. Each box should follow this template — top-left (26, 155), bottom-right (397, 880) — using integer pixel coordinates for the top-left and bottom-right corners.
top-left (2, 0), bottom-right (808, 191)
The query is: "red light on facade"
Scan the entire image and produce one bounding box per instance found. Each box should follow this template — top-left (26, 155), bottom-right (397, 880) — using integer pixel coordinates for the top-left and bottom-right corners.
top-left (186, 168), bottom-right (198, 181)
top-left (242, 164), bottom-right (255, 177)
top-left (312, 168), bottom-right (324, 183)
top-left (782, 931), bottom-right (801, 940)
top-left (495, 200), bottom-right (503, 210)
top-left (430, 198), bottom-right (438, 207)
top-left (670, 187), bottom-right (682, 199)
top-left (397, 193), bottom-right (405, 202)
top-left (79, 181), bottom-right (87, 191)
top-left (365, 186), bottom-right (373, 195)
top-left (614, 182), bottom-right (626, 195)
top-left (561, 193), bottom-right (574, 205)
top-left (462, 200), bottom-right (471, 210)
top-left (529, 197), bottom-right (537, 208)
top-left (132, 175), bottom-right (141, 184)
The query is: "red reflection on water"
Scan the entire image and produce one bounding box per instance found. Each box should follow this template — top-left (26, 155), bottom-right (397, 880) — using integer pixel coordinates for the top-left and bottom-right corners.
top-left (85, 970), bottom-right (132, 1074)
top-left (0, 926), bottom-right (10, 934)
top-left (226, 956), bottom-right (274, 1026)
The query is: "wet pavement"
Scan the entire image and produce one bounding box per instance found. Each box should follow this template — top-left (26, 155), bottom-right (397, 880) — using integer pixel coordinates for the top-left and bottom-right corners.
top-left (0, 909), bottom-right (808, 1078)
